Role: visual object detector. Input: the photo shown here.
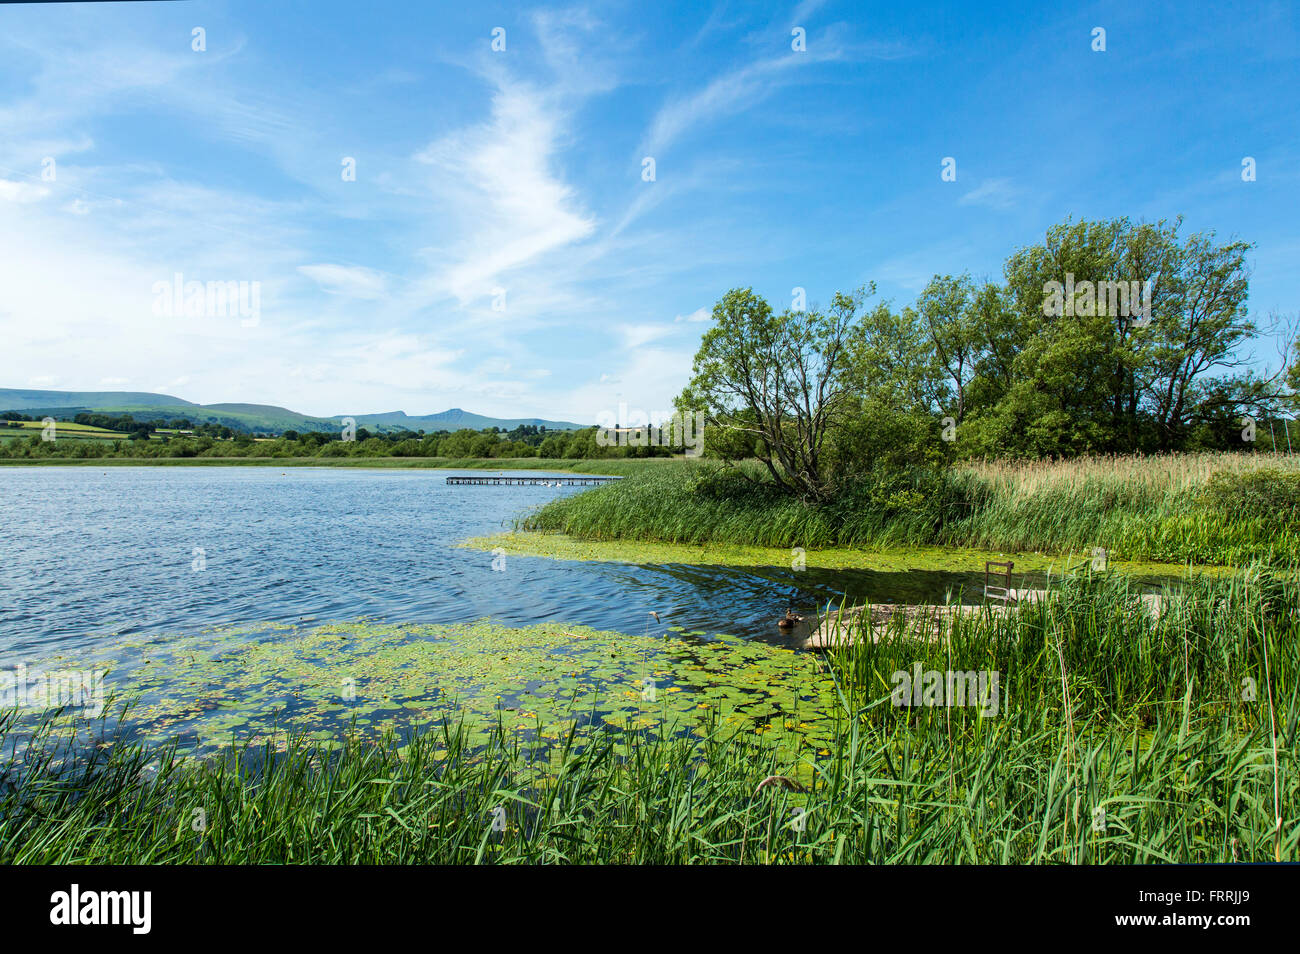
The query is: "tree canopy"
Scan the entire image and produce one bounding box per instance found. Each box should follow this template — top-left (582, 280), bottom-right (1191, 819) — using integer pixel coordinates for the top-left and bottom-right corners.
top-left (679, 217), bottom-right (1295, 492)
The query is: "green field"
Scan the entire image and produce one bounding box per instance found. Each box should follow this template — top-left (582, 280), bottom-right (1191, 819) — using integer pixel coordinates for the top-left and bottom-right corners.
top-left (1, 420), bottom-right (129, 441)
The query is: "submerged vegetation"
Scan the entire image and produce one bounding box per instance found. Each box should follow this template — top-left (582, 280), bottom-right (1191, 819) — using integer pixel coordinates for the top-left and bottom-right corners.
top-left (3, 570), bottom-right (1295, 863)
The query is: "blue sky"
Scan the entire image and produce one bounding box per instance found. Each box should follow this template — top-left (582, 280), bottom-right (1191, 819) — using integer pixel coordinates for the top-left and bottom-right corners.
top-left (0, 0), bottom-right (1297, 422)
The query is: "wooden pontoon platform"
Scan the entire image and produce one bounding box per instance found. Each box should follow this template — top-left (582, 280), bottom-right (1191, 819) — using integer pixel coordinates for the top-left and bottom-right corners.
top-left (445, 475), bottom-right (621, 486)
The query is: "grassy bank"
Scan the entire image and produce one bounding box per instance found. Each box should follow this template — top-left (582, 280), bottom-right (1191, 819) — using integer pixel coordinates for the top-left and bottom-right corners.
top-left (521, 452), bottom-right (1300, 565)
top-left (465, 530), bottom-right (1228, 579)
top-left (3, 571), bottom-right (1295, 864)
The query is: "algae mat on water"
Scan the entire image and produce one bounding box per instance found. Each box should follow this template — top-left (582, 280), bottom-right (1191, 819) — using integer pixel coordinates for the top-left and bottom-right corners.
top-left (461, 530), bottom-right (1220, 577)
top-left (57, 620), bottom-right (843, 758)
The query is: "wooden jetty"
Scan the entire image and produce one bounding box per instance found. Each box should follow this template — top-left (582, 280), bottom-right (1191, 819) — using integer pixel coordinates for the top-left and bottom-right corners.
top-left (445, 475), bottom-right (621, 487)
top-left (800, 558), bottom-right (1163, 650)
top-left (801, 590), bottom-right (1163, 650)
top-left (801, 603), bottom-right (994, 650)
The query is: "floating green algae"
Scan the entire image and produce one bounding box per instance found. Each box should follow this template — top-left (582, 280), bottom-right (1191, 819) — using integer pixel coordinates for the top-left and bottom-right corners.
top-left (39, 619), bottom-right (844, 760)
top-left (460, 530), bottom-right (1227, 577)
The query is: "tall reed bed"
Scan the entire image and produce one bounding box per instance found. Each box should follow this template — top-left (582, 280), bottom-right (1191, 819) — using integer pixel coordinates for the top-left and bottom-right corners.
top-left (945, 453), bottom-right (1300, 562)
top-left (521, 452), bottom-right (1300, 563)
top-left (3, 572), bottom-right (1295, 864)
top-left (824, 568), bottom-right (1294, 727)
top-left (521, 463), bottom-right (838, 546)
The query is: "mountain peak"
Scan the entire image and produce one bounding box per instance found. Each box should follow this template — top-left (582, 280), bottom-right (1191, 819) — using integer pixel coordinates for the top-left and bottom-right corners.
top-left (0, 387), bottom-right (583, 435)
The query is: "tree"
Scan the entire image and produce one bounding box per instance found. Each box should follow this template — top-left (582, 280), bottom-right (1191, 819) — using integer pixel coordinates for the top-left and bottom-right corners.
top-left (538, 434), bottom-right (566, 458)
top-left (995, 218), bottom-right (1134, 454)
top-left (1140, 230), bottom-right (1278, 449)
top-left (971, 217), bottom-right (1281, 455)
top-left (914, 274), bottom-right (986, 424)
top-left (679, 286), bottom-right (870, 500)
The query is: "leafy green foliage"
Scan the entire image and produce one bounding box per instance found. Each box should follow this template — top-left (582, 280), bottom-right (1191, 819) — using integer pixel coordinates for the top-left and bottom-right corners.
top-left (680, 217), bottom-right (1292, 487)
top-left (1200, 468), bottom-right (1300, 523)
top-left (4, 571), bottom-right (1295, 864)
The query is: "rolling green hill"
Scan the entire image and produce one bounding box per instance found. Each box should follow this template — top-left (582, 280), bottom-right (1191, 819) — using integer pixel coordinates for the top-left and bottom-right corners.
top-left (0, 388), bottom-right (584, 435)
top-left (0, 388), bottom-right (194, 410)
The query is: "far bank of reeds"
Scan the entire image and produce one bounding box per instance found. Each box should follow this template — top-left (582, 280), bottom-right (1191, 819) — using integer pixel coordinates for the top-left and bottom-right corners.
top-left (521, 452), bottom-right (1300, 564)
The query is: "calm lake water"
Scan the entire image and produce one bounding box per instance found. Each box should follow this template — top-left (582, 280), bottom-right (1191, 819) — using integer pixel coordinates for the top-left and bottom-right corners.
top-left (0, 466), bottom-right (1176, 754)
top-left (0, 465), bottom-right (1010, 659)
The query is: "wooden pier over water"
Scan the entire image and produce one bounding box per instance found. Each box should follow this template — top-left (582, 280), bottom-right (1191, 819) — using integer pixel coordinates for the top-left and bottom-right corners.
top-left (445, 475), bottom-right (621, 486)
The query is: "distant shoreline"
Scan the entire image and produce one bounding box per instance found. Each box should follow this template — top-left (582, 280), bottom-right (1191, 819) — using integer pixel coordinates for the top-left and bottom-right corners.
top-left (0, 456), bottom-right (678, 475)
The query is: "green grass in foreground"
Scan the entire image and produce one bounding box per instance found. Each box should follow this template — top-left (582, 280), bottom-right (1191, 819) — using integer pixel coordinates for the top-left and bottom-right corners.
top-left (3, 570), bottom-right (1295, 863)
top-left (521, 453), bottom-right (1300, 565)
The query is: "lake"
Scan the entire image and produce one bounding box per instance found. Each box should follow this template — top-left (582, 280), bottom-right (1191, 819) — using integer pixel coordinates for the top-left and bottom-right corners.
top-left (0, 466), bottom-right (1168, 755)
top-left (0, 465), bottom-right (1037, 655)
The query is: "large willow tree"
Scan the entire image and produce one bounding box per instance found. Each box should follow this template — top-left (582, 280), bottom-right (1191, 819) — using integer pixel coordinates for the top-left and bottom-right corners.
top-left (676, 286), bottom-right (871, 500)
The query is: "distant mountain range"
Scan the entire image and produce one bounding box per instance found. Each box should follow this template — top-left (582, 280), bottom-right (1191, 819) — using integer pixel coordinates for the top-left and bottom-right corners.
top-left (0, 388), bottom-right (584, 435)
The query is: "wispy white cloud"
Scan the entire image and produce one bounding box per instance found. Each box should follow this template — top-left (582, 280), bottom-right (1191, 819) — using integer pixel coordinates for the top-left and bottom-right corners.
top-left (415, 80), bottom-right (596, 304)
top-left (531, 7), bottom-right (622, 95)
top-left (643, 22), bottom-right (910, 157)
top-left (959, 178), bottom-right (1023, 212)
top-left (298, 264), bottom-right (390, 300)
top-left (0, 178), bottom-right (49, 202)
top-left (619, 322), bottom-right (677, 348)
top-left (642, 56), bottom-right (804, 156)
top-left (787, 0), bottom-right (831, 28)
